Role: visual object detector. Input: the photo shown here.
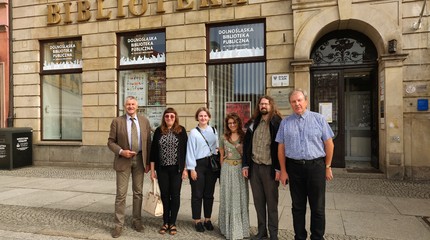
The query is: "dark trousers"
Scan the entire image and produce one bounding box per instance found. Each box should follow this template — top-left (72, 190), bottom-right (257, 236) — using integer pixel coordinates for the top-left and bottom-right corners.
top-left (190, 157), bottom-right (217, 220)
top-left (250, 163), bottom-right (279, 239)
top-left (157, 165), bottom-right (182, 225)
top-left (287, 158), bottom-right (326, 240)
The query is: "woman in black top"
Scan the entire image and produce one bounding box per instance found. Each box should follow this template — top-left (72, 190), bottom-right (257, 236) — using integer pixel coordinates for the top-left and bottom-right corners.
top-left (150, 108), bottom-right (188, 235)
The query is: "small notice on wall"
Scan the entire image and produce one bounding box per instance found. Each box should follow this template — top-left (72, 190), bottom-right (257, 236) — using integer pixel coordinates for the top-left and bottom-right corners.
top-left (272, 74), bottom-right (289, 87)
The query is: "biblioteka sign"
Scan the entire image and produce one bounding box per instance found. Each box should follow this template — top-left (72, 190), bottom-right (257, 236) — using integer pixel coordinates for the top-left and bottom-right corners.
top-left (47, 0), bottom-right (247, 25)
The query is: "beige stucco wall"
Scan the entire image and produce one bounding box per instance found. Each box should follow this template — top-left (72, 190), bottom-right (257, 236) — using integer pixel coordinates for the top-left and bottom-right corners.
top-left (291, 0), bottom-right (430, 179)
top-left (11, 0), bottom-right (430, 178)
top-left (12, 0), bottom-right (293, 167)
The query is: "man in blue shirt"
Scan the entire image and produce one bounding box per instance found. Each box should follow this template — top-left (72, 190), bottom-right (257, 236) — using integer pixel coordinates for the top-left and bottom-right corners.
top-left (276, 89), bottom-right (334, 240)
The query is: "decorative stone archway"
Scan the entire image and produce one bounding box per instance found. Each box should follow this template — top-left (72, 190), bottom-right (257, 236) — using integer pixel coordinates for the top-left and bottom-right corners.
top-left (291, 2), bottom-right (408, 179)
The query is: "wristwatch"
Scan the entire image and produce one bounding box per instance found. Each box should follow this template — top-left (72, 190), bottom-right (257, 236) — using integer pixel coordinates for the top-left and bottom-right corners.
top-left (325, 164), bottom-right (331, 169)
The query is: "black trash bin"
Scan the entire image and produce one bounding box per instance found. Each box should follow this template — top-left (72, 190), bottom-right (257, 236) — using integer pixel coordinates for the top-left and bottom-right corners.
top-left (0, 127), bottom-right (33, 170)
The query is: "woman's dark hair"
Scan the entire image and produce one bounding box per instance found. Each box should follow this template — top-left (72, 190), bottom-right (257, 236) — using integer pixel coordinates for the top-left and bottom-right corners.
top-left (161, 107), bottom-right (182, 135)
top-left (224, 112), bottom-right (245, 143)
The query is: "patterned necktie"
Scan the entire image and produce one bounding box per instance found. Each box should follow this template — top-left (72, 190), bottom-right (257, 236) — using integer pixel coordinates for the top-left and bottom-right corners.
top-left (131, 118), bottom-right (138, 152)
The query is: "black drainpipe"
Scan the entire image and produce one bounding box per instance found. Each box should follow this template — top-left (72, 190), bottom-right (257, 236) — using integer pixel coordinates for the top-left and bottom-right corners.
top-left (7, 0), bottom-right (13, 127)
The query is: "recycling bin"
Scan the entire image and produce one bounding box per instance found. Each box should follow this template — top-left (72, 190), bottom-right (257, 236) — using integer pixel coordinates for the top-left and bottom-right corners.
top-left (0, 127), bottom-right (33, 170)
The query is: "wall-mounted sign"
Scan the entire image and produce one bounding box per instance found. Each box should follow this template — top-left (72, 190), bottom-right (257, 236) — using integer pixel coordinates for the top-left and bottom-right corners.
top-left (269, 88), bottom-right (292, 110)
top-left (209, 22), bottom-right (264, 60)
top-left (272, 74), bottom-right (289, 87)
top-left (119, 32), bottom-right (166, 65)
top-left (42, 40), bottom-right (82, 71)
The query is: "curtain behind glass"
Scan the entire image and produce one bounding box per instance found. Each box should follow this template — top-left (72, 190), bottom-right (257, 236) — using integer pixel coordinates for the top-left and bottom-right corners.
top-left (42, 74), bottom-right (82, 140)
top-left (208, 62), bottom-right (265, 134)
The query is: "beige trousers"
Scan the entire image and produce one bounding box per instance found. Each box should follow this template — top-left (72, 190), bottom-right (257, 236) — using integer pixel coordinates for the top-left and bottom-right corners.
top-left (114, 154), bottom-right (144, 227)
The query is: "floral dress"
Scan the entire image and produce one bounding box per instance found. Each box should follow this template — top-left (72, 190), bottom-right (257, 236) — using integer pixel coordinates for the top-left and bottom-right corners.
top-left (218, 138), bottom-right (250, 240)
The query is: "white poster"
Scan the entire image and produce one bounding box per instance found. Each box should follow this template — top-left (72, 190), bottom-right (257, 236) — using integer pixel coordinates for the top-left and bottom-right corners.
top-left (319, 102), bottom-right (333, 123)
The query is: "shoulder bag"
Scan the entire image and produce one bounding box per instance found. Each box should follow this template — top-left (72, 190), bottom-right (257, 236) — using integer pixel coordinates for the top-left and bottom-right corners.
top-left (143, 179), bottom-right (163, 217)
top-left (195, 127), bottom-right (220, 172)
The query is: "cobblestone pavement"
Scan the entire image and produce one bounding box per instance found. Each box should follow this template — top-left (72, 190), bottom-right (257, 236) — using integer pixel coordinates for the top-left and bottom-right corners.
top-left (0, 166), bottom-right (429, 240)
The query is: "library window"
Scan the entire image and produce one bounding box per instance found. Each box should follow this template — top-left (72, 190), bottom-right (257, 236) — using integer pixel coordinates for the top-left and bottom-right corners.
top-left (207, 22), bottom-right (266, 133)
top-left (41, 39), bottom-right (82, 140)
top-left (118, 31), bottom-right (166, 129)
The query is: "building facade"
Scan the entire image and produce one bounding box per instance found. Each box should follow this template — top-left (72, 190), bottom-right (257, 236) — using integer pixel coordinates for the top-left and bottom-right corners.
top-left (0, 0), bottom-right (10, 128)
top-left (10, 0), bottom-right (430, 179)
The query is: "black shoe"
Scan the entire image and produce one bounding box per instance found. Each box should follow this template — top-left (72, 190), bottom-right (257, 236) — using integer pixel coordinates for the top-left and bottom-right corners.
top-left (251, 232), bottom-right (268, 240)
top-left (195, 222), bottom-right (205, 232)
top-left (204, 220), bottom-right (214, 231)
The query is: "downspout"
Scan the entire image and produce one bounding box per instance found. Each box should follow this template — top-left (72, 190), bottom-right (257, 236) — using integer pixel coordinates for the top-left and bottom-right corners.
top-left (7, 0), bottom-right (13, 127)
top-left (413, 0), bottom-right (427, 30)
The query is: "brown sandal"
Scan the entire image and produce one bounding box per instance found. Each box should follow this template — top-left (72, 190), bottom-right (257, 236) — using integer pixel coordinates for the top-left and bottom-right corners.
top-left (159, 224), bottom-right (169, 234)
top-left (169, 224), bottom-right (177, 235)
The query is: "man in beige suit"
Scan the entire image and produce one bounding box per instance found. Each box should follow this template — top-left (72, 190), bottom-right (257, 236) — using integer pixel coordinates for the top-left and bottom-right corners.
top-left (108, 96), bottom-right (152, 238)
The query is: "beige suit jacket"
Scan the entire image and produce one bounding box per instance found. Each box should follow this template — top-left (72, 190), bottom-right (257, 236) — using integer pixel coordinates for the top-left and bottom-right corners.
top-left (107, 114), bottom-right (152, 172)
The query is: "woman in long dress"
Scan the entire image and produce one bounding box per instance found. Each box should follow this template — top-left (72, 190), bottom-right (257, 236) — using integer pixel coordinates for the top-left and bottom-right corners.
top-left (218, 112), bottom-right (250, 239)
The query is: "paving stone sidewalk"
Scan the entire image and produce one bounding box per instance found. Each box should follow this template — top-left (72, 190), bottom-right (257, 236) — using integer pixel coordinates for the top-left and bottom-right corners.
top-left (0, 166), bottom-right (429, 240)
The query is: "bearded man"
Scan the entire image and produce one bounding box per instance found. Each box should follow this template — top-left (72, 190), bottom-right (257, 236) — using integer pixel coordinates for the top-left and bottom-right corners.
top-left (242, 95), bottom-right (282, 240)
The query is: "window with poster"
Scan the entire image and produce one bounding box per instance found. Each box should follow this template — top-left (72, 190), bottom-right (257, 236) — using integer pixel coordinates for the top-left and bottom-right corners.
top-left (117, 31), bottom-right (166, 130)
top-left (40, 38), bottom-right (82, 140)
top-left (207, 20), bottom-right (266, 134)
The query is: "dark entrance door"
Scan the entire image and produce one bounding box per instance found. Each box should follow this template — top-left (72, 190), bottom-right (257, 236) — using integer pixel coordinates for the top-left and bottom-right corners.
top-left (310, 30), bottom-right (378, 169)
top-left (311, 69), bottom-right (378, 168)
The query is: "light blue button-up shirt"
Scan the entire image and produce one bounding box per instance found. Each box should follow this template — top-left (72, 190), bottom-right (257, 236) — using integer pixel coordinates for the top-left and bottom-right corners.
top-left (186, 125), bottom-right (218, 170)
top-left (275, 110), bottom-right (334, 160)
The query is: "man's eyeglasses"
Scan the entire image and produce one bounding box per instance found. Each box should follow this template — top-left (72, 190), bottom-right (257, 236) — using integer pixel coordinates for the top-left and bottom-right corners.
top-left (259, 103), bottom-right (270, 106)
top-left (164, 114), bottom-right (175, 119)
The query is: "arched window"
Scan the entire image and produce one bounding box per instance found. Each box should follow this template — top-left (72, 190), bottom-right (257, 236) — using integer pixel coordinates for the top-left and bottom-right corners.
top-left (311, 30), bottom-right (377, 67)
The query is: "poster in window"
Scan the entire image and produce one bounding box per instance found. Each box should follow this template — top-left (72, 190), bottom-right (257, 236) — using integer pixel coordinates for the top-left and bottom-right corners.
top-left (225, 102), bottom-right (251, 128)
top-left (42, 40), bottom-right (82, 70)
top-left (319, 102), bottom-right (333, 123)
top-left (119, 32), bottom-right (166, 65)
top-left (209, 23), bottom-right (264, 60)
top-left (123, 71), bottom-right (147, 105)
top-left (147, 73), bottom-right (166, 106)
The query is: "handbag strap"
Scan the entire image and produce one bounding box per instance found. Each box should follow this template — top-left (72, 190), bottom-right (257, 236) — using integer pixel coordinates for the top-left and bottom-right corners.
top-left (153, 179), bottom-right (160, 195)
top-left (195, 126), bottom-right (216, 154)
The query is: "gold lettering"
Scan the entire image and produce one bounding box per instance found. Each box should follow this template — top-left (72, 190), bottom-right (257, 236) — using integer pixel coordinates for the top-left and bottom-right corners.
top-left (64, 2), bottom-right (72, 23)
top-left (128, 0), bottom-right (148, 16)
top-left (200, 0), bottom-right (221, 8)
top-left (177, 0), bottom-right (193, 10)
top-left (77, 0), bottom-right (91, 22)
top-left (156, 0), bottom-right (165, 13)
top-left (117, 0), bottom-right (125, 18)
top-left (96, 0), bottom-right (112, 20)
top-left (47, 4), bottom-right (61, 25)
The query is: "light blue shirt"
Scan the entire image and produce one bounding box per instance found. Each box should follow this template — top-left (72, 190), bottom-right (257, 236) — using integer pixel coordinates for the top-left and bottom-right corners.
top-left (275, 110), bottom-right (334, 160)
top-left (186, 125), bottom-right (218, 170)
top-left (127, 114), bottom-right (141, 152)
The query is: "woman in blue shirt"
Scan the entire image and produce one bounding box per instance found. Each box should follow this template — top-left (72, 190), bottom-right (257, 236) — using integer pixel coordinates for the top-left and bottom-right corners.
top-left (186, 107), bottom-right (219, 232)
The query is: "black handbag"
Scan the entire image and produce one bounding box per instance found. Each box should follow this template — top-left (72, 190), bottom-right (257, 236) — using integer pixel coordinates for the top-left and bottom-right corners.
top-left (195, 127), bottom-right (220, 173)
top-left (209, 153), bottom-right (220, 172)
